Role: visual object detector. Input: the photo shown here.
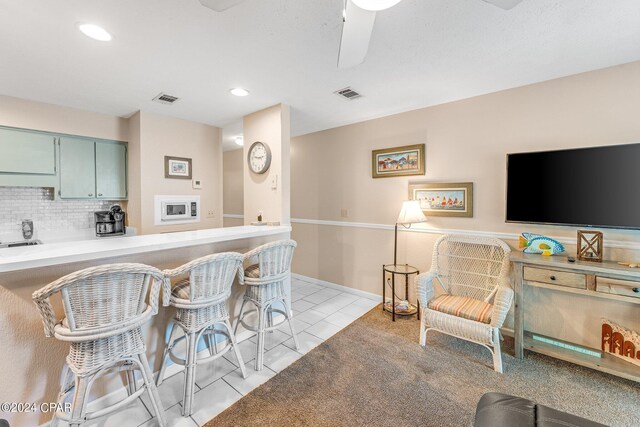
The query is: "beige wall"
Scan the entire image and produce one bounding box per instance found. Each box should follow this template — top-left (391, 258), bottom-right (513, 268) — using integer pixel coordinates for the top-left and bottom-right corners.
top-left (223, 149), bottom-right (244, 214)
top-left (292, 61), bottom-right (640, 281)
top-left (127, 112), bottom-right (142, 230)
top-left (130, 111), bottom-right (223, 234)
top-left (243, 104), bottom-right (291, 225)
top-left (0, 95), bottom-right (129, 141)
top-left (223, 149), bottom-right (244, 227)
top-left (290, 61), bottom-right (640, 345)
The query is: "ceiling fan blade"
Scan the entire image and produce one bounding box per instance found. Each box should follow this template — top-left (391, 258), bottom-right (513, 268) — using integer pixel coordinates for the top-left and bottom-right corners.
top-left (480, 0), bottom-right (524, 10)
top-left (199, 0), bottom-right (246, 12)
top-left (338, 0), bottom-right (377, 69)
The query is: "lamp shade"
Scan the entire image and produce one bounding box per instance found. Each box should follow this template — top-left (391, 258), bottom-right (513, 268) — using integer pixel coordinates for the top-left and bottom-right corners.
top-left (352, 0), bottom-right (403, 11)
top-left (396, 200), bottom-right (427, 225)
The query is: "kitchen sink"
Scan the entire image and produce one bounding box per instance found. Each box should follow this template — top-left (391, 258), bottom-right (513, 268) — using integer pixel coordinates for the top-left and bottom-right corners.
top-left (0, 239), bottom-right (43, 248)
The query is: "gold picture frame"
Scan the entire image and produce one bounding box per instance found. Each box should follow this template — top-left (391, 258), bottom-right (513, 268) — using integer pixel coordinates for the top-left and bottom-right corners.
top-left (164, 156), bottom-right (192, 180)
top-left (409, 182), bottom-right (473, 217)
top-left (372, 144), bottom-right (425, 178)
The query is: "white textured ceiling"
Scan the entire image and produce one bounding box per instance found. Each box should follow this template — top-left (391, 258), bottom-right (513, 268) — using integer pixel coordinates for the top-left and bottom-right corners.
top-left (1, 0), bottom-right (639, 151)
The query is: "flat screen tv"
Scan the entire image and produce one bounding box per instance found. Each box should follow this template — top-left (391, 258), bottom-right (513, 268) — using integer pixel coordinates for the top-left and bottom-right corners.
top-left (506, 144), bottom-right (640, 230)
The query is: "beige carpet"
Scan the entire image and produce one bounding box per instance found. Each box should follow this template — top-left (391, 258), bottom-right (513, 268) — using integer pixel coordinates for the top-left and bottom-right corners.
top-left (206, 306), bottom-right (639, 427)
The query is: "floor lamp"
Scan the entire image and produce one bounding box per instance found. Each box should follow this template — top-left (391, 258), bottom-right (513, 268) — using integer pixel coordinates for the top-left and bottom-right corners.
top-left (394, 200), bottom-right (427, 265)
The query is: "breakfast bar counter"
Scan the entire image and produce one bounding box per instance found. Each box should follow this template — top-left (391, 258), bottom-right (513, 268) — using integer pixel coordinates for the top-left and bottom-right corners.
top-left (0, 225), bottom-right (291, 427)
top-left (0, 225), bottom-right (291, 273)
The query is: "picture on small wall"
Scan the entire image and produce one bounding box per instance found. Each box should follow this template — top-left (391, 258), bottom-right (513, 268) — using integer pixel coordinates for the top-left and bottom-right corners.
top-left (372, 144), bottom-right (425, 178)
top-left (165, 156), bottom-right (192, 179)
top-left (408, 182), bottom-right (473, 217)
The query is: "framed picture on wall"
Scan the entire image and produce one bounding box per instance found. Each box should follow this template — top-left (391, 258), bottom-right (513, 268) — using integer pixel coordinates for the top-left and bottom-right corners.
top-left (165, 156), bottom-right (192, 179)
top-left (372, 144), bottom-right (425, 178)
top-left (409, 182), bottom-right (473, 217)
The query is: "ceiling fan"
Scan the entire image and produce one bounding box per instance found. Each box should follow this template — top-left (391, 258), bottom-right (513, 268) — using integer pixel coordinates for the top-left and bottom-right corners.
top-left (338, 0), bottom-right (524, 68)
top-left (198, 0), bottom-right (245, 12)
top-left (198, 0), bottom-right (524, 68)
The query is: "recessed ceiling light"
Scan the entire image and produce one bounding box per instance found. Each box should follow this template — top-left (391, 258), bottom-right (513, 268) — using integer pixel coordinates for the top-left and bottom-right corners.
top-left (78, 23), bottom-right (112, 41)
top-left (230, 88), bottom-right (249, 97)
top-left (352, 0), bottom-right (403, 11)
top-left (235, 136), bottom-right (244, 146)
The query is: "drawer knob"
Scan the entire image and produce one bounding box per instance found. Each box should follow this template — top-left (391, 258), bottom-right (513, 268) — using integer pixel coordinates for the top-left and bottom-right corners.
top-left (550, 275), bottom-right (557, 281)
top-left (633, 287), bottom-right (640, 293)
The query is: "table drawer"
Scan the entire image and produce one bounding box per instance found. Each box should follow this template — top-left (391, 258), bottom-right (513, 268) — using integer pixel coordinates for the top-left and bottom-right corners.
top-left (596, 277), bottom-right (640, 299)
top-left (523, 266), bottom-right (586, 289)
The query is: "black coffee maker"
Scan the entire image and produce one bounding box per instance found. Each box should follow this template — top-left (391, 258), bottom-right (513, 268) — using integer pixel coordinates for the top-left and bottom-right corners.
top-left (95, 205), bottom-right (126, 237)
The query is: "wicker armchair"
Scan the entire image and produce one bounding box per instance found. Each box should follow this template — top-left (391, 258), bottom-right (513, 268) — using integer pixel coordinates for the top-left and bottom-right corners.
top-left (416, 235), bottom-right (513, 373)
top-left (32, 263), bottom-right (170, 427)
top-left (235, 239), bottom-right (299, 371)
top-left (157, 252), bottom-right (247, 417)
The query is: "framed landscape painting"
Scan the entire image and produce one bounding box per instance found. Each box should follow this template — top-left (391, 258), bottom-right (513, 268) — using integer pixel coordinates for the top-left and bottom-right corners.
top-left (409, 182), bottom-right (473, 217)
top-left (165, 156), bottom-right (192, 179)
top-left (372, 144), bottom-right (425, 178)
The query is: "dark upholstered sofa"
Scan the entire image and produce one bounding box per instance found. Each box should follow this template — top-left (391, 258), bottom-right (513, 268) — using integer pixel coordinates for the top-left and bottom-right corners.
top-left (474, 392), bottom-right (607, 427)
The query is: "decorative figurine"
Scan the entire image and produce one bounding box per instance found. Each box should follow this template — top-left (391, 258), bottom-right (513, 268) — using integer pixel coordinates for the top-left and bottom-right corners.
top-left (602, 319), bottom-right (640, 367)
top-left (577, 230), bottom-right (603, 262)
top-left (519, 233), bottom-right (565, 256)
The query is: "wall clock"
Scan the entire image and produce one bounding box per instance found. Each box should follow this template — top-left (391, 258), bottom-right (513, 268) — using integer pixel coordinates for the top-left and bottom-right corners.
top-left (247, 141), bottom-right (272, 174)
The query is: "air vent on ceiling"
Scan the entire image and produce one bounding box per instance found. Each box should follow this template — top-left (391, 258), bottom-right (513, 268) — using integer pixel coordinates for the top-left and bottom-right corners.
top-left (152, 93), bottom-right (180, 105)
top-left (334, 87), bottom-right (362, 100)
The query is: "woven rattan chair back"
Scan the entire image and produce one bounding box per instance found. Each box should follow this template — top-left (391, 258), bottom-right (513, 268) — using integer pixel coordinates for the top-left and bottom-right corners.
top-left (182, 252), bottom-right (245, 303)
top-left (246, 239), bottom-right (297, 282)
top-left (33, 263), bottom-right (168, 338)
top-left (431, 235), bottom-right (511, 302)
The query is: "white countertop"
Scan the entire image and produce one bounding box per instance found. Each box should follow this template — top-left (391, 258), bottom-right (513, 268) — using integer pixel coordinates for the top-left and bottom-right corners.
top-left (0, 225), bottom-right (291, 273)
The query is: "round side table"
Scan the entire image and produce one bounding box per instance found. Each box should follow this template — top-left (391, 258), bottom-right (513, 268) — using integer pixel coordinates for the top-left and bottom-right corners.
top-left (382, 264), bottom-right (420, 322)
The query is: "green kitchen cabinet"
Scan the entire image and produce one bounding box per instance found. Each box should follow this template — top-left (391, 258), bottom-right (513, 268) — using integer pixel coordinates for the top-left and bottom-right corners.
top-left (96, 141), bottom-right (127, 199)
top-left (59, 138), bottom-right (127, 200)
top-left (0, 127), bottom-right (56, 175)
top-left (59, 137), bottom-right (97, 199)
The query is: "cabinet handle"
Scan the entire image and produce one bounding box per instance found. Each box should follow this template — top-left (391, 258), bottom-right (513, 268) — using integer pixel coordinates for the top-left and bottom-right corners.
top-left (98, 193), bottom-right (103, 196)
top-left (550, 275), bottom-right (556, 281)
top-left (633, 287), bottom-right (640, 293)
top-left (88, 193), bottom-right (93, 197)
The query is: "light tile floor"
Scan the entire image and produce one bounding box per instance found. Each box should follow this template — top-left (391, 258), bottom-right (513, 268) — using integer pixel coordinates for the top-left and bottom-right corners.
top-left (60, 277), bottom-right (379, 427)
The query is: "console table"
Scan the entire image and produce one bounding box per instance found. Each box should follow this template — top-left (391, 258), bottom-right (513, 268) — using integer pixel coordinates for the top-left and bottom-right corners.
top-left (511, 252), bottom-right (640, 382)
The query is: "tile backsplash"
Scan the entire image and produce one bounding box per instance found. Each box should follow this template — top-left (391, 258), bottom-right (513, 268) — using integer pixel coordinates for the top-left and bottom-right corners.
top-left (0, 187), bottom-right (118, 236)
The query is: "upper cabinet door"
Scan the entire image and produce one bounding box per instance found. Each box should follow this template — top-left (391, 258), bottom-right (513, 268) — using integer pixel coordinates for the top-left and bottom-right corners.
top-left (96, 141), bottom-right (127, 199)
top-left (59, 137), bottom-right (96, 199)
top-left (0, 127), bottom-right (56, 174)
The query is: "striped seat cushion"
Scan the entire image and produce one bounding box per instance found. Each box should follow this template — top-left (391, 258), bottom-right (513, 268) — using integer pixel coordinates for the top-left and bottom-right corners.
top-left (428, 294), bottom-right (493, 324)
top-left (245, 264), bottom-right (260, 278)
top-left (171, 279), bottom-right (191, 300)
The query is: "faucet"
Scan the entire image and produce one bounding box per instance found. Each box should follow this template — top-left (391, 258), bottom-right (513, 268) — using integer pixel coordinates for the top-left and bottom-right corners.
top-left (22, 219), bottom-right (34, 240)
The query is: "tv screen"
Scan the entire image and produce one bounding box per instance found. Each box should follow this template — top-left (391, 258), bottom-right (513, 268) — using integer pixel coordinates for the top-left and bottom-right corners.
top-left (506, 144), bottom-right (640, 230)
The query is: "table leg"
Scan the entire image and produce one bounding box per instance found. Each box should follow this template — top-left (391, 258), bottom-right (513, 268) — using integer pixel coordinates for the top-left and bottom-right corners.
top-left (416, 270), bottom-right (420, 320)
top-left (392, 273), bottom-right (396, 322)
top-left (404, 269), bottom-right (409, 303)
top-left (514, 264), bottom-right (524, 359)
top-left (382, 265), bottom-right (385, 312)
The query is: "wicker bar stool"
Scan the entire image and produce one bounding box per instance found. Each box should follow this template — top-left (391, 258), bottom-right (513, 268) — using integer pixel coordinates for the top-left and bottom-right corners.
top-left (157, 252), bottom-right (247, 417)
top-left (32, 263), bottom-right (171, 427)
top-left (235, 239), bottom-right (299, 371)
